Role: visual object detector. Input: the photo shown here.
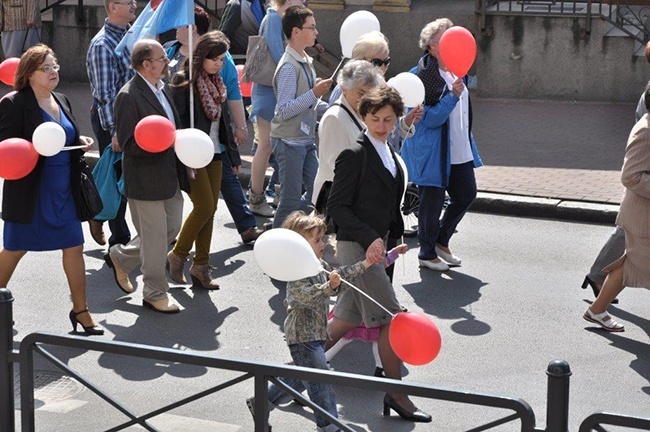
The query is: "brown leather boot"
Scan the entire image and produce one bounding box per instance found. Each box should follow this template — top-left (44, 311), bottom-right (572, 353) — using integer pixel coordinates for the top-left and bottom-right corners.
top-left (189, 264), bottom-right (220, 290)
top-left (167, 250), bottom-right (188, 284)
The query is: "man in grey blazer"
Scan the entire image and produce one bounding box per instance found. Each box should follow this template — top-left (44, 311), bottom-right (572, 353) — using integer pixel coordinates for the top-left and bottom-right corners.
top-left (105, 39), bottom-right (189, 314)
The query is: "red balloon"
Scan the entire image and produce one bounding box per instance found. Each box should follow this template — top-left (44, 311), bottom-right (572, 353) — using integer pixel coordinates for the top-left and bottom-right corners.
top-left (438, 26), bottom-right (476, 78)
top-left (0, 58), bottom-right (20, 86)
top-left (389, 312), bottom-right (441, 365)
top-left (134, 115), bottom-right (176, 153)
top-left (236, 64), bottom-right (253, 98)
top-left (0, 138), bottom-right (39, 180)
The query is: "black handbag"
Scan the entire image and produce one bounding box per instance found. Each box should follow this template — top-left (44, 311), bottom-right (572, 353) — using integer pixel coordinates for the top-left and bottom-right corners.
top-left (78, 164), bottom-right (104, 222)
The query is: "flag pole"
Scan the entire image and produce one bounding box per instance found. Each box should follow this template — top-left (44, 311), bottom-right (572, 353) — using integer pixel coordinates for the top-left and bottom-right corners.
top-left (188, 25), bottom-right (194, 129)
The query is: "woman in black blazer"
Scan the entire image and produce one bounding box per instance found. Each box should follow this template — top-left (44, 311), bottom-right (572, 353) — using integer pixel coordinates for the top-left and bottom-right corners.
top-left (0, 45), bottom-right (102, 335)
top-left (326, 86), bottom-right (431, 423)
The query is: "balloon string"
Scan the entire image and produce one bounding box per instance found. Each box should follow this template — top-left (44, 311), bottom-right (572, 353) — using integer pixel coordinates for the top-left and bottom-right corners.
top-left (60, 145), bottom-right (86, 151)
top-left (401, 235), bottom-right (406, 276)
top-left (323, 269), bottom-right (395, 317)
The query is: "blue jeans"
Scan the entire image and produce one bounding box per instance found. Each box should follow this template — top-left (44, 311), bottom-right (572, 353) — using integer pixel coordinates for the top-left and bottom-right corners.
top-left (220, 150), bottom-right (257, 234)
top-left (267, 341), bottom-right (338, 430)
top-left (90, 107), bottom-right (131, 246)
top-left (271, 139), bottom-right (318, 228)
top-left (417, 161), bottom-right (476, 260)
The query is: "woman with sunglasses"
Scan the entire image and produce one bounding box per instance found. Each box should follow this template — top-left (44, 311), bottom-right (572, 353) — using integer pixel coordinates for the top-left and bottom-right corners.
top-left (329, 31), bottom-right (422, 154)
top-left (0, 44), bottom-right (102, 335)
top-left (401, 18), bottom-right (483, 272)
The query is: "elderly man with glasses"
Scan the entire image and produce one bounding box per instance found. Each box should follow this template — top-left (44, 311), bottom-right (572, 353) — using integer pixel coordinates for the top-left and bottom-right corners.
top-left (85, 0), bottom-right (138, 249)
top-left (107, 39), bottom-right (190, 314)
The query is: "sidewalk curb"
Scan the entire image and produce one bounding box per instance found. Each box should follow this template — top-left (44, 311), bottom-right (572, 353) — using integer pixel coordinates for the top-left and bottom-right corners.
top-left (471, 192), bottom-right (618, 224)
top-left (86, 154), bottom-right (618, 225)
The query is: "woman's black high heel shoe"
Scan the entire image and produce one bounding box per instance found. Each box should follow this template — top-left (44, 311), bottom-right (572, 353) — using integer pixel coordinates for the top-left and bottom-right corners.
top-left (582, 276), bottom-right (618, 304)
top-left (69, 309), bottom-right (105, 336)
top-left (383, 394), bottom-right (432, 423)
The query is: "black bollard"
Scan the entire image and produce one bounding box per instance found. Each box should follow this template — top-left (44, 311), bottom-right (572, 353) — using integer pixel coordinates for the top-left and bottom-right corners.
top-left (0, 288), bottom-right (15, 432)
top-left (546, 359), bottom-right (571, 432)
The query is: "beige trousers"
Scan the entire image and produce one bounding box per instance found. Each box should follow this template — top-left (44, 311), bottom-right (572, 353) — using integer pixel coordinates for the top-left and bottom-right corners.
top-left (112, 188), bottom-right (183, 302)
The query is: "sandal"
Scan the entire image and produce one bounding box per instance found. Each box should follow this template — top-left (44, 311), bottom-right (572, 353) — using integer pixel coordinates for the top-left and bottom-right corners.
top-left (583, 308), bottom-right (625, 332)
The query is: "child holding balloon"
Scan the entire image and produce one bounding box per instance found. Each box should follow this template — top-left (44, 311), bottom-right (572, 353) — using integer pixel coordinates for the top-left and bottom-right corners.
top-left (247, 211), bottom-right (381, 432)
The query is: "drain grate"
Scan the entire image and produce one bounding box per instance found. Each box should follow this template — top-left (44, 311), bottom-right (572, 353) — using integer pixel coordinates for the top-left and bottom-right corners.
top-left (14, 370), bottom-right (85, 407)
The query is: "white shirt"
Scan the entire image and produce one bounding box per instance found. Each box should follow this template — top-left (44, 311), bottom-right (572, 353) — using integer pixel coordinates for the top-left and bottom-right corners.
top-left (365, 131), bottom-right (397, 177)
top-left (440, 69), bottom-right (473, 165)
top-left (209, 121), bottom-right (222, 154)
top-left (138, 73), bottom-right (176, 128)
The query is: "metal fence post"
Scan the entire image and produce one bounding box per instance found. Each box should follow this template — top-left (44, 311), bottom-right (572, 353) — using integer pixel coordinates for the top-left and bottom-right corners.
top-left (0, 288), bottom-right (15, 432)
top-left (546, 359), bottom-right (571, 432)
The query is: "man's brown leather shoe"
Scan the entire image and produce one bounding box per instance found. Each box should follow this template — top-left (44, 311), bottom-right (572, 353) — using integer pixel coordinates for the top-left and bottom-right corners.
top-left (240, 227), bottom-right (264, 244)
top-left (89, 220), bottom-right (106, 246)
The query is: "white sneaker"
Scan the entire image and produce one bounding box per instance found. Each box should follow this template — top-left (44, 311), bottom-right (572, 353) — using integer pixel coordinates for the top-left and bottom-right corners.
top-left (435, 246), bottom-right (461, 266)
top-left (419, 259), bottom-right (449, 271)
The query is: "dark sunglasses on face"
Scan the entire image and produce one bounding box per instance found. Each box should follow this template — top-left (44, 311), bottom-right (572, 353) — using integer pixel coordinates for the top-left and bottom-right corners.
top-left (370, 57), bottom-right (391, 67)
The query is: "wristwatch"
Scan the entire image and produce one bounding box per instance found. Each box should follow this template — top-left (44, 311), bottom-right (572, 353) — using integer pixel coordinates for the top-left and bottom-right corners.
top-left (236, 125), bottom-right (248, 131)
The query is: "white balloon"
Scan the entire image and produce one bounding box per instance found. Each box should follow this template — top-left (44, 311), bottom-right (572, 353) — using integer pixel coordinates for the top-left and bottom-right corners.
top-left (339, 11), bottom-right (381, 58)
top-left (174, 128), bottom-right (214, 169)
top-left (253, 228), bottom-right (323, 282)
top-left (32, 122), bottom-right (65, 156)
top-left (387, 72), bottom-right (425, 107)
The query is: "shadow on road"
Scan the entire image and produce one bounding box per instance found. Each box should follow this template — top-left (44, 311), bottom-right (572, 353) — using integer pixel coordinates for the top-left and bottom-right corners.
top-left (402, 269), bottom-right (490, 336)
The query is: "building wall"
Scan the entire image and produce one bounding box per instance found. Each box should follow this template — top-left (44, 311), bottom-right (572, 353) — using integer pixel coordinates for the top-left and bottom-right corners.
top-left (476, 14), bottom-right (648, 102)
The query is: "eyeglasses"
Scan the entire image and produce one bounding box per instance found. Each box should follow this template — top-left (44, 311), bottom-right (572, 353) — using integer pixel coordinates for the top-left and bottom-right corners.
top-left (300, 25), bottom-right (317, 31)
top-left (146, 56), bottom-right (169, 64)
top-left (113, 1), bottom-right (137, 5)
top-left (370, 57), bottom-right (391, 67)
top-left (36, 64), bottom-right (60, 73)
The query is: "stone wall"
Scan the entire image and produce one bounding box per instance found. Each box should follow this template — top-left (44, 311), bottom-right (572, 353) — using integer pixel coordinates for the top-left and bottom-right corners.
top-left (476, 14), bottom-right (647, 102)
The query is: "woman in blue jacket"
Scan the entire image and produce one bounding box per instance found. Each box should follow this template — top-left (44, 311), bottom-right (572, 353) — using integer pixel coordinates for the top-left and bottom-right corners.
top-left (401, 18), bottom-right (483, 272)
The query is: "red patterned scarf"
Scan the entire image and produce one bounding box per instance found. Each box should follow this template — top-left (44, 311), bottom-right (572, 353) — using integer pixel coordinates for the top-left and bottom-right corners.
top-left (195, 70), bottom-right (227, 122)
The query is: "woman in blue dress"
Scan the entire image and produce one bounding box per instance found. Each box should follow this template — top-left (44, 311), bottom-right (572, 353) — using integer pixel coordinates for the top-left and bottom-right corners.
top-left (248, 0), bottom-right (304, 217)
top-left (0, 45), bottom-right (103, 335)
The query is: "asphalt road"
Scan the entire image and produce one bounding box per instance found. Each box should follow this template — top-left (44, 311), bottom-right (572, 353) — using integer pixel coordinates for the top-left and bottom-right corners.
top-left (4, 199), bottom-right (649, 431)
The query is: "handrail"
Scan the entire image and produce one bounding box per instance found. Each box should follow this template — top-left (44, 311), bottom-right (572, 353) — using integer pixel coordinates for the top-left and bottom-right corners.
top-left (18, 331), bottom-right (539, 432)
top-left (579, 411), bottom-right (650, 431)
top-left (475, 0), bottom-right (649, 42)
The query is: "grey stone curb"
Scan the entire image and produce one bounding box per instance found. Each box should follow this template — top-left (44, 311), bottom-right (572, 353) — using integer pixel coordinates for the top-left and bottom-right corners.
top-left (471, 192), bottom-right (618, 225)
top-left (86, 154), bottom-right (618, 225)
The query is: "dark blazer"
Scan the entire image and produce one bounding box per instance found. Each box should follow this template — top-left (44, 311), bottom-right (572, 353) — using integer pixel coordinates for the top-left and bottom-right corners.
top-left (0, 86), bottom-right (84, 224)
top-left (327, 134), bottom-right (405, 251)
top-left (114, 73), bottom-right (189, 201)
top-left (169, 71), bottom-right (242, 166)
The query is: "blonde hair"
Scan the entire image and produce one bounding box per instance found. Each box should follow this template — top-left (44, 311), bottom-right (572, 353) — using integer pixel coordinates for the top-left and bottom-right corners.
top-left (282, 211), bottom-right (327, 240)
top-left (418, 18), bottom-right (453, 50)
top-left (351, 31), bottom-right (389, 61)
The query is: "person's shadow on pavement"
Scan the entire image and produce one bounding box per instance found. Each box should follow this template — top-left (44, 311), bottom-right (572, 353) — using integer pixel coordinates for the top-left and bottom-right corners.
top-left (402, 269), bottom-right (491, 336)
top-left (585, 302), bottom-right (650, 395)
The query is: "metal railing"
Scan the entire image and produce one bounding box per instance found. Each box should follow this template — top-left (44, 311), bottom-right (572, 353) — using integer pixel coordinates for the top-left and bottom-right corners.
top-left (475, 0), bottom-right (650, 43)
top-left (2, 288), bottom-right (649, 432)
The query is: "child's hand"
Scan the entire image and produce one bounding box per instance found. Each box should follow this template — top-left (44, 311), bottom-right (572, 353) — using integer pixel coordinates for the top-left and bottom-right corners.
top-left (329, 271), bottom-right (341, 289)
top-left (392, 243), bottom-right (408, 255)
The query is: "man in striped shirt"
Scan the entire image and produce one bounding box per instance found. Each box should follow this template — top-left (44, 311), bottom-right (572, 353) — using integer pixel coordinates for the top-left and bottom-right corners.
top-left (86, 0), bottom-right (137, 247)
top-left (269, 5), bottom-right (332, 228)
